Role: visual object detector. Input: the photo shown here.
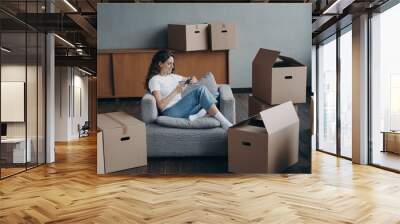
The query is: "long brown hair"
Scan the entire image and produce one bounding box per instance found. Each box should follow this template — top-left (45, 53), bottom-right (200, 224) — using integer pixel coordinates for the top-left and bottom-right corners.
top-left (145, 49), bottom-right (175, 90)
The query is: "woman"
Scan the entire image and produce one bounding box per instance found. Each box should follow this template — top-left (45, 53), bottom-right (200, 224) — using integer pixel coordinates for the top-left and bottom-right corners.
top-left (145, 49), bottom-right (233, 129)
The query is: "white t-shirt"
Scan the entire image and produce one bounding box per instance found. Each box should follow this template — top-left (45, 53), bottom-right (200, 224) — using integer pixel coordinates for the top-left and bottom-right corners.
top-left (148, 74), bottom-right (184, 111)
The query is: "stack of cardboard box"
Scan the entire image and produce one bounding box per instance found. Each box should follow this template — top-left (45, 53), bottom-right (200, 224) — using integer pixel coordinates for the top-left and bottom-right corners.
top-left (168, 22), bottom-right (236, 51)
top-left (228, 48), bottom-right (307, 173)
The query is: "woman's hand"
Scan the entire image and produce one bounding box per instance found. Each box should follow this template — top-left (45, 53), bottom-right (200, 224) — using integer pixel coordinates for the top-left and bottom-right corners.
top-left (190, 76), bottom-right (198, 84)
top-left (175, 82), bottom-right (187, 93)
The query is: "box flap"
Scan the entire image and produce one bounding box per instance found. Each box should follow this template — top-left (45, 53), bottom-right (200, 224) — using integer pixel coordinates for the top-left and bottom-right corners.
top-left (253, 48), bottom-right (280, 67)
top-left (259, 101), bottom-right (299, 134)
top-left (97, 112), bottom-right (142, 130)
top-left (274, 55), bottom-right (304, 67)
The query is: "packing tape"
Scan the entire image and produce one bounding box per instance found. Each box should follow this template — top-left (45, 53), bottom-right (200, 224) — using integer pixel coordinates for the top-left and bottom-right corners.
top-left (104, 113), bottom-right (128, 135)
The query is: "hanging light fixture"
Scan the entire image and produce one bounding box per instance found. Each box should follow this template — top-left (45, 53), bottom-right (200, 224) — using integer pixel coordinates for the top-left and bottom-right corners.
top-left (63, 0), bottom-right (78, 12)
top-left (78, 67), bottom-right (93, 76)
top-left (54, 34), bottom-right (75, 48)
top-left (1, 47), bottom-right (11, 53)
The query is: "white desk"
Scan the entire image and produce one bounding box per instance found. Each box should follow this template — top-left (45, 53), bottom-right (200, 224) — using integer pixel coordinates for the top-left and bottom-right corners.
top-left (1, 138), bottom-right (31, 163)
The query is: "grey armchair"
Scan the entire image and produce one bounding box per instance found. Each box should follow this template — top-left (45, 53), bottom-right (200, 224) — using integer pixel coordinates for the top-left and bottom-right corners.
top-left (141, 84), bottom-right (235, 157)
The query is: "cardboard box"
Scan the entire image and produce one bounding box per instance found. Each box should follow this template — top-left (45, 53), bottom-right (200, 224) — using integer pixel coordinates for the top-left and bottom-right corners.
top-left (168, 24), bottom-right (209, 51)
top-left (252, 48), bottom-right (307, 105)
top-left (208, 22), bottom-right (236, 51)
top-left (248, 94), bottom-right (274, 117)
top-left (97, 112), bottom-right (147, 174)
top-left (228, 101), bottom-right (299, 173)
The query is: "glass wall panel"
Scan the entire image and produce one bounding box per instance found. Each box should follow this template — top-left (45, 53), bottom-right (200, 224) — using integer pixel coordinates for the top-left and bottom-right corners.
top-left (0, 1), bottom-right (46, 179)
top-left (339, 28), bottom-right (352, 158)
top-left (1, 31), bottom-right (28, 177)
top-left (371, 3), bottom-right (400, 171)
top-left (317, 35), bottom-right (337, 154)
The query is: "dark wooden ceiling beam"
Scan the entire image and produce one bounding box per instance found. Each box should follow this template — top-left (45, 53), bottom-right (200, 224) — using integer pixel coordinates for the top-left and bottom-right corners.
top-left (67, 13), bottom-right (97, 39)
top-left (55, 55), bottom-right (96, 71)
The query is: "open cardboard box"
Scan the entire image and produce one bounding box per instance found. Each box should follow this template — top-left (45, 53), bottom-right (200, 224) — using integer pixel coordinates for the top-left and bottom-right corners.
top-left (228, 101), bottom-right (299, 173)
top-left (252, 48), bottom-right (307, 105)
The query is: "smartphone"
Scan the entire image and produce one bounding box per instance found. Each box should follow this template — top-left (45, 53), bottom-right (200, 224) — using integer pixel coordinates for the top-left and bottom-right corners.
top-left (185, 76), bottom-right (193, 84)
top-left (179, 76), bottom-right (192, 84)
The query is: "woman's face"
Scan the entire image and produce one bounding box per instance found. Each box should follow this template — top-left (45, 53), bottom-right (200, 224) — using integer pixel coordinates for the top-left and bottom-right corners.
top-left (159, 56), bottom-right (174, 75)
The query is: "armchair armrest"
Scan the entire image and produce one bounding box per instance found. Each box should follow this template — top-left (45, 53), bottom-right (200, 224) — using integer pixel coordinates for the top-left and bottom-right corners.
top-left (141, 93), bottom-right (158, 123)
top-left (218, 84), bottom-right (236, 124)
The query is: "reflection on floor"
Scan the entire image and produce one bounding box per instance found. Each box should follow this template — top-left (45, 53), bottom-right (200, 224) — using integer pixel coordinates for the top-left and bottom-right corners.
top-left (0, 162), bottom-right (40, 178)
top-left (0, 167), bottom-right (25, 178)
top-left (373, 151), bottom-right (400, 171)
top-left (340, 146), bottom-right (352, 159)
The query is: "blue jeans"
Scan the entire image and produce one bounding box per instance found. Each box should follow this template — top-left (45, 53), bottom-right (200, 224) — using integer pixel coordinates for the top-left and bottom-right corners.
top-left (162, 85), bottom-right (217, 118)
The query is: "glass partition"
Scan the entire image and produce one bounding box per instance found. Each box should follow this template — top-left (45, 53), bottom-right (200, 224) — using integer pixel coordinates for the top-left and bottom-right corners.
top-left (1, 31), bottom-right (28, 177)
top-left (0, 2), bottom-right (46, 179)
top-left (370, 3), bottom-right (400, 171)
top-left (317, 35), bottom-right (337, 155)
top-left (339, 27), bottom-right (352, 158)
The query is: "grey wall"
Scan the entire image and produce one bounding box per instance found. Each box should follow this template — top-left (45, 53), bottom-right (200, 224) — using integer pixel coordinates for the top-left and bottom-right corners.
top-left (98, 3), bottom-right (312, 88)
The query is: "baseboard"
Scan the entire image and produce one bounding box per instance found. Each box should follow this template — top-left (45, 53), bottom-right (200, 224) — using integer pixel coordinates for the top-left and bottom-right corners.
top-left (97, 97), bottom-right (142, 104)
top-left (232, 88), bottom-right (252, 94)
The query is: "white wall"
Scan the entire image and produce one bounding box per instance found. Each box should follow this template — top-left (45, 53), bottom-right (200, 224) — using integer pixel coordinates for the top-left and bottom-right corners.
top-left (55, 67), bottom-right (89, 141)
top-left (1, 65), bottom-right (26, 138)
top-left (55, 67), bottom-right (70, 141)
top-left (71, 72), bottom-right (89, 139)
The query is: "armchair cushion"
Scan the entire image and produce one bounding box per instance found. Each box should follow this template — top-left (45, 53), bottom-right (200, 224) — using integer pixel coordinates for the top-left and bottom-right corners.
top-left (156, 116), bottom-right (220, 129)
top-left (183, 72), bottom-right (219, 99)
